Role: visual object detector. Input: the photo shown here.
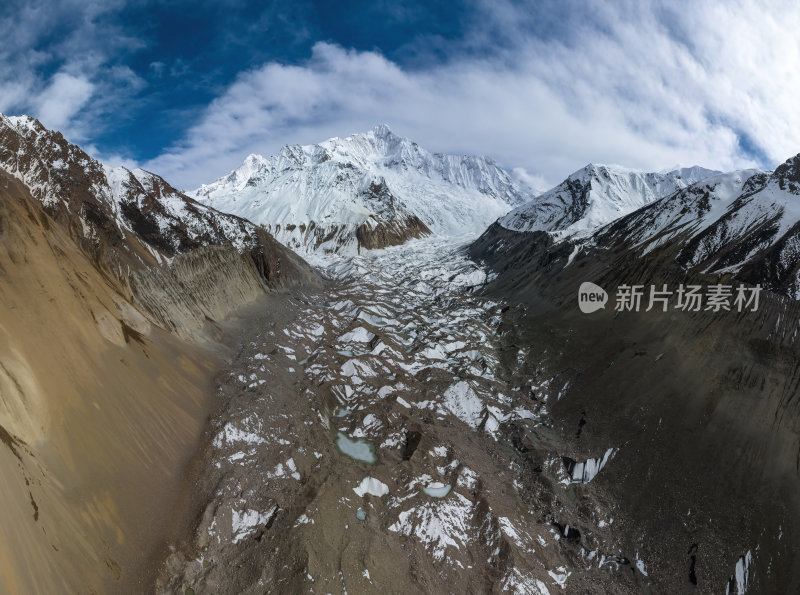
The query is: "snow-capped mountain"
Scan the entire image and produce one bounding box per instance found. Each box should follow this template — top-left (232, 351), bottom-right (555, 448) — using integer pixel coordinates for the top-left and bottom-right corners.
top-left (189, 125), bottom-right (535, 254)
top-left (499, 163), bottom-right (720, 238)
top-left (104, 165), bottom-right (270, 260)
top-left (595, 156), bottom-right (800, 297)
top-left (470, 160), bottom-right (800, 595)
top-left (0, 114), bottom-right (290, 272)
top-left (475, 152), bottom-right (800, 299)
top-left (594, 169), bottom-right (764, 257)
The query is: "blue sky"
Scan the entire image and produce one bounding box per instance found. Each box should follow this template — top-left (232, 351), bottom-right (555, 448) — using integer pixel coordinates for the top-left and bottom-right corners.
top-left (2, 0), bottom-right (799, 189)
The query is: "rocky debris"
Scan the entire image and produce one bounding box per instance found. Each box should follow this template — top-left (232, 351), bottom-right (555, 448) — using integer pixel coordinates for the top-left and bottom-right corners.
top-left (157, 238), bottom-right (655, 594)
top-left (0, 169), bottom-right (254, 592)
top-left (0, 117), bottom-right (320, 593)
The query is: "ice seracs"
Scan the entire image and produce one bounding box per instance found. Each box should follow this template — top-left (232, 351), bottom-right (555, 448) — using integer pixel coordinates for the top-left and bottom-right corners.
top-left (562, 448), bottom-right (617, 484)
top-left (189, 125), bottom-right (535, 254)
top-left (726, 551), bottom-right (752, 595)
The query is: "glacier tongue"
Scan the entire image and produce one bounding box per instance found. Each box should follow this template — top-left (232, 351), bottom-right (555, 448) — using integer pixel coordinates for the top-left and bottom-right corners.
top-left (167, 235), bottom-right (601, 593)
top-left (188, 125), bottom-right (535, 254)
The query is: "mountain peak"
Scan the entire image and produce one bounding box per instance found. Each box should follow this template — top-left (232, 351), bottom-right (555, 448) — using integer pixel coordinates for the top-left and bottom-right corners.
top-left (1, 113), bottom-right (44, 135)
top-left (574, 162), bottom-right (634, 180)
top-left (190, 128), bottom-right (534, 254)
top-left (772, 153), bottom-right (800, 194)
top-left (244, 153), bottom-right (265, 164)
top-left (664, 165), bottom-right (721, 180)
top-left (501, 163), bottom-right (722, 237)
top-left (371, 123), bottom-right (394, 138)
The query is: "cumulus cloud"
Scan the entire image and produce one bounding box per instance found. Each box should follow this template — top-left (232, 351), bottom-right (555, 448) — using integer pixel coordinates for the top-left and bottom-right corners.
top-left (0, 0), bottom-right (143, 141)
top-left (146, 0), bottom-right (800, 190)
top-left (32, 72), bottom-right (95, 130)
top-left (3, 0), bottom-right (800, 191)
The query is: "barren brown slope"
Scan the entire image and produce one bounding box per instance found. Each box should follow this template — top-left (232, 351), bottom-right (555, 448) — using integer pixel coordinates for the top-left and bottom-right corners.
top-left (0, 168), bottom-right (210, 591)
top-left (0, 161), bottom-right (317, 591)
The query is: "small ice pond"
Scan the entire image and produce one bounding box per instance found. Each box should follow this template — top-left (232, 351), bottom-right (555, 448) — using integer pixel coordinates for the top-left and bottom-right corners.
top-left (336, 432), bottom-right (377, 464)
top-left (423, 482), bottom-right (452, 498)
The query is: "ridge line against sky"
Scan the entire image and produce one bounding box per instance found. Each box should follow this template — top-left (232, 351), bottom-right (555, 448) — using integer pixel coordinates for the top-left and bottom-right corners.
top-left (1, 0), bottom-right (799, 189)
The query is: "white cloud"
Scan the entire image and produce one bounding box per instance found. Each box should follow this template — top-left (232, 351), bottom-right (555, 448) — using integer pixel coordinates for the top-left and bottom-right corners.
top-left (33, 72), bottom-right (95, 130)
top-left (145, 1), bottom-right (800, 190)
top-left (510, 168), bottom-right (549, 195)
top-left (3, 0), bottom-right (799, 192)
top-left (0, 0), bottom-right (142, 141)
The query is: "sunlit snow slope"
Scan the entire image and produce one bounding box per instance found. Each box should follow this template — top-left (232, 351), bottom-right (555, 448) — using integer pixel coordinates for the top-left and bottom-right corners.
top-left (189, 125), bottom-right (535, 254)
top-left (500, 163), bottom-right (719, 238)
top-left (594, 155), bottom-right (800, 297)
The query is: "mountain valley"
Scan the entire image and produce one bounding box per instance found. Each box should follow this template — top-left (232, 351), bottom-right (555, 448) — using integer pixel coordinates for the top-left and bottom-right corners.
top-left (0, 115), bottom-right (797, 594)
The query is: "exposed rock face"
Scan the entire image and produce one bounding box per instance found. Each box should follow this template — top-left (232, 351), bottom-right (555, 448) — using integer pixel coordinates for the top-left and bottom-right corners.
top-left (0, 116), bottom-right (319, 593)
top-left (774, 154), bottom-right (800, 194)
top-left (106, 165), bottom-right (274, 259)
top-left (470, 207), bottom-right (800, 593)
top-left (0, 114), bottom-right (317, 336)
top-left (354, 178), bottom-right (432, 250)
top-left (128, 246), bottom-right (268, 337)
top-left (126, 226), bottom-right (315, 338)
top-left (258, 177), bottom-right (433, 253)
top-left (0, 115), bottom-right (131, 271)
top-left (354, 213), bottom-right (431, 251)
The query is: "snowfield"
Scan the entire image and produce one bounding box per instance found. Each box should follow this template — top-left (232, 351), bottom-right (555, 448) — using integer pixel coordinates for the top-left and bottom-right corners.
top-left (500, 163), bottom-right (719, 239)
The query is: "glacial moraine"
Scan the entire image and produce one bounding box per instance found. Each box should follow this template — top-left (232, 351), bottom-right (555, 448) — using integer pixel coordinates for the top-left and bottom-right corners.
top-left (158, 237), bottom-right (657, 594)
